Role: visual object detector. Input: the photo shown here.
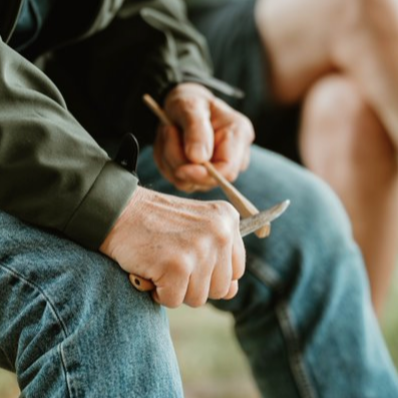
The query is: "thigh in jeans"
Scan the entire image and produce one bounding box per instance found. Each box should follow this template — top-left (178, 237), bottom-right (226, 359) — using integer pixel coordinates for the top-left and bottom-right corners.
top-left (138, 144), bottom-right (398, 398)
top-left (0, 213), bottom-right (183, 398)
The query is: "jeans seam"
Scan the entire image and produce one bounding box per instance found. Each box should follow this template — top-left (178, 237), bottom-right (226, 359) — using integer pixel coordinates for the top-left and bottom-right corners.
top-left (276, 302), bottom-right (318, 398)
top-left (247, 255), bottom-right (318, 398)
top-left (0, 263), bottom-right (73, 398)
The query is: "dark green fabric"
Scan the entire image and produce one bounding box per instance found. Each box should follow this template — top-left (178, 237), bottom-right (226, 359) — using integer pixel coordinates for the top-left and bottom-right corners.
top-left (11, 0), bottom-right (54, 50)
top-left (0, 0), bottom-right (215, 249)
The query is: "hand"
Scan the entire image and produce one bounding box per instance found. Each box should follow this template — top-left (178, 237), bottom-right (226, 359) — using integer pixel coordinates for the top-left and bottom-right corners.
top-left (99, 186), bottom-right (246, 308)
top-left (154, 83), bottom-right (255, 192)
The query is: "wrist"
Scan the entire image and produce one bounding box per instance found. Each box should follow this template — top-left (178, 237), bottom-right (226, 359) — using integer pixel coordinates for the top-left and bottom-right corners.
top-left (99, 186), bottom-right (147, 259)
top-left (165, 83), bottom-right (215, 107)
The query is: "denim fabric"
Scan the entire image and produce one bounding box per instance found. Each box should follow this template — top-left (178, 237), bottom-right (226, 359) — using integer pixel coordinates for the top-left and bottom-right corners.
top-left (1, 145), bottom-right (398, 397)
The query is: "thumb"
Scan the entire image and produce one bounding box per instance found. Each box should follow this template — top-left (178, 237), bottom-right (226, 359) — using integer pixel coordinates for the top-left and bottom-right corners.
top-left (179, 99), bottom-right (214, 163)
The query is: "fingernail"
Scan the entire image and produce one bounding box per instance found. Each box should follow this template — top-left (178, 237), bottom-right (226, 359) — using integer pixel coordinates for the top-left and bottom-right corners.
top-left (187, 143), bottom-right (207, 162)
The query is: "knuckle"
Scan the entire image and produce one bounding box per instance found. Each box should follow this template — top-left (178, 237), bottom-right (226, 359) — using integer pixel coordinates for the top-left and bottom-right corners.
top-left (209, 200), bottom-right (236, 217)
top-left (226, 283), bottom-right (239, 299)
top-left (224, 169), bottom-right (239, 182)
top-left (210, 285), bottom-right (230, 300)
top-left (186, 295), bottom-right (207, 308)
top-left (165, 297), bottom-right (183, 309)
top-left (206, 201), bottom-right (239, 243)
top-left (174, 181), bottom-right (195, 193)
top-left (193, 235), bottom-right (209, 254)
top-left (238, 114), bottom-right (255, 142)
top-left (235, 264), bottom-right (245, 280)
top-left (182, 97), bottom-right (202, 112)
top-left (214, 223), bottom-right (232, 246)
top-left (168, 257), bottom-right (191, 278)
top-left (157, 286), bottom-right (185, 309)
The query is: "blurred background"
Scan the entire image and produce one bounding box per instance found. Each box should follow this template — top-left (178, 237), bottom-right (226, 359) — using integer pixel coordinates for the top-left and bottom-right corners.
top-left (1, 270), bottom-right (398, 398)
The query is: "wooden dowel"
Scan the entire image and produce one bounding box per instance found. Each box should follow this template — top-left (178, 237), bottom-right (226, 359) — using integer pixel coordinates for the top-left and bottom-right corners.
top-left (203, 161), bottom-right (269, 225)
top-left (142, 94), bottom-right (270, 237)
top-left (129, 274), bottom-right (155, 292)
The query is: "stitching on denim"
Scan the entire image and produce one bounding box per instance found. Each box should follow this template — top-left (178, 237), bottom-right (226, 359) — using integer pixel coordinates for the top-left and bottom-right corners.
top-left (246, 253), bottom-right (281, 288)
top-left (246, 255), bottom-right (317, 398)
top-left (276, 302), bottom-right (318, 398)
top-left (58, 344), bottom-right (74, 398)
top-left (0, 263), bottom-right (69, 336)
top-left (0, 263), bottom-right (73, 398)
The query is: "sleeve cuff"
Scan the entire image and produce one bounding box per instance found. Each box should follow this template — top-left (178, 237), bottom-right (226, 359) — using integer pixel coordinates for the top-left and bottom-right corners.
top-left (63, 161), bottom-right (139, 250)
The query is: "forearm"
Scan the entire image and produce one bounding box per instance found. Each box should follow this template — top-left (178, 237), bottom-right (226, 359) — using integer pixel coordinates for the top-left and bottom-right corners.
top-left (0, 39), bottom-right (138, 249)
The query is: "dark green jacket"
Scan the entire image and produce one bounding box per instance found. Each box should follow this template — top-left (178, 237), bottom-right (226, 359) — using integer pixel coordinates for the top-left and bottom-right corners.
top-left (0, 0), bottom-right (228, 249)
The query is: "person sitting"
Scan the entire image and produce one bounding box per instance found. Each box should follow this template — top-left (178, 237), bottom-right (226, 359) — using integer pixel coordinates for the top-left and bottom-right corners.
top-left (187, 0), bottom-right (398, 316)
top-left (0, 0), bottom-right (397, 397)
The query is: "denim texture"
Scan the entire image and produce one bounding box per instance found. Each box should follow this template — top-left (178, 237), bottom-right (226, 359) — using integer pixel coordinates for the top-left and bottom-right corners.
top-left (1, 146), bottom-right (398, 397)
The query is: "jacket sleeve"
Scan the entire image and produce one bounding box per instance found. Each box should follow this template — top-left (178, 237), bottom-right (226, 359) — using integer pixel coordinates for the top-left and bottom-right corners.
top-left (124, 0), bottom-right (243, 101)
top-left (85, 0), bottom-right (242, 103)
top-left (43, 0), bottom-right (243, 145)
top-left (0, 0), bottom-right (237, 251)
top-left (0, 39), bottom-right (138, 249)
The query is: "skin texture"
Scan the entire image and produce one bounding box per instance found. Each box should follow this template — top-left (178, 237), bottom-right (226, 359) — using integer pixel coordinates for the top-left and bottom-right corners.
top-left (100, 83), bottom-right (253, 308)
top-left (300, 76), bottom-right (398, 315)
top-left (157, 83), bottom-right (254, 192)
top-left (255, 0), bottom-right (398, 315)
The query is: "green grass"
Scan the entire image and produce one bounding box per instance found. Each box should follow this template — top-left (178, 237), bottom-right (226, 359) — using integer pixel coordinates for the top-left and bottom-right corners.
top-left (0, 370), bottom-right (19, 398)
top-left (1, 276), bottom-right (398, 398)
top-left (168, 306), bottom-right (260, 398)
top-left (382, 270), bottom-right (398, 368)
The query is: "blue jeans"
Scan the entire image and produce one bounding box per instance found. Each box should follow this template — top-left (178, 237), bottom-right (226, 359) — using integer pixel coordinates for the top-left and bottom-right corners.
top-left (1, 146), bottom-right (397, 397)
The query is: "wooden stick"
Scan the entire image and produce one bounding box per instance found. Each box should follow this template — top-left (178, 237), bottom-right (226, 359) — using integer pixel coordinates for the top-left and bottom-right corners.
top-left (142, 94), bottom-right (270, 238)
top-left (129, 95), bottom-right (271, 293)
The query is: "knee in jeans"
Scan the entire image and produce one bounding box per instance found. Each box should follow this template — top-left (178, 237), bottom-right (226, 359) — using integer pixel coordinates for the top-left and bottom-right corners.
top-left (286, 175), bottom-right (367, 290)
top-left (289, 170), bottom-right (353, 248)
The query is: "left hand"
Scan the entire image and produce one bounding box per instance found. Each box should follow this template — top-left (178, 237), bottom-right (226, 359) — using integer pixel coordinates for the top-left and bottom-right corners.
top-left (154, 83), bottom-right (255, 192)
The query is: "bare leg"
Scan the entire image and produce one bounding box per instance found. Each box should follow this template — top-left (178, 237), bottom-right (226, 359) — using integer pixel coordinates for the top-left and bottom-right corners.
top-left (255, 0), bottom-right (398, 313)
top-left (255, 0), bottom-right (398, 148)
top-left (299, 75), bottom-right (398, 315)
top-left (255, 0), bottom-right (338, 102)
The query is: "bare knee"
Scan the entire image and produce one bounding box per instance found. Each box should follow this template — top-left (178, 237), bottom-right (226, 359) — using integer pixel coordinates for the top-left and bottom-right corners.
top-left (331, 0), bottom-right (398, 65)
top-left (300, 75), bottom-right (396, 178)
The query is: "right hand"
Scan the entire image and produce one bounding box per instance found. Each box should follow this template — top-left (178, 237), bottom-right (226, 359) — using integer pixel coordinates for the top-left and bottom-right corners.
top-left (100, 186), bottom-right (246, 308)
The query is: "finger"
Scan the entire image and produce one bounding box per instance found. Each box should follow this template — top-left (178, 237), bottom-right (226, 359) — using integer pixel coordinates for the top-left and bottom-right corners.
top-left (208, 254), bottom-right (233, 300)
top-left (162, 125), bottom-right (188, 171)
top-left (232, 230), bottom-right (246, 281)
top-left (158, 125), bottom-right (213, 192)
top-left (175, 164), bottom-right (218, 189)
top-left (210, 98), bottom-right (254, 180)
top-left (240, 149), bottom-right (251, 172)
top-left (212, 128), bottom-right (246, 182)
top-left (170, 97), bottom-right (214, 163)
top-left (154, 128), bottom-right (198, 192)
top-left (222, 280), bottom-right (239, 300)
top-left (153, 268), bottom-right (190, 309)
top-left (184, 273), bottom-right (212, 308)
top-left (152, 290), bottom-right (161, 304)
